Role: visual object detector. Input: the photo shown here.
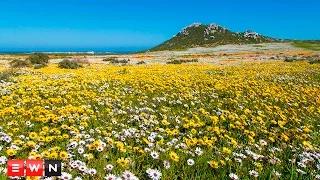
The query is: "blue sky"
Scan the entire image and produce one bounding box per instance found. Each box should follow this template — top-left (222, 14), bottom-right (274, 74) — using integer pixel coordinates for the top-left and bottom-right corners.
top-left (0, 0), bottom-right (319, 51)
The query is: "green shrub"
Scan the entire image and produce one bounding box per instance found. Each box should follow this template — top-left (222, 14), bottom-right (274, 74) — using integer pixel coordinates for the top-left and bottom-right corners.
top-left (167, 60), bottom-right (182, 64)
top-left (0, 71), bottom-right (12, 82)
top-left (111, 59), bottom-right (128, 64)
top-left (137, 61), bottom-right (146, 65)
top-left (9, 59), bottom-right (29, 68)
top-left (28, 53), bottom-right (49, 65)
top-left (167, 59), bottom-right (198, 64)
top-left (309, 59), bottom-right (320, 64)
top-left (34, 64), bottom-right (47, 69)
top-left (58, 59), bottom-right (83, 69)
top-left (103, 57), bottom-right (117, 62)
top-left (284, 57), bottom-right (294, 62)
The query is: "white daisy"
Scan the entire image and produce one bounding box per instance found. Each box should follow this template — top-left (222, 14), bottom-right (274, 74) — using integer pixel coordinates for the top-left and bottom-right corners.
top-left (187, 159), bottom-right (195, 166)
top-left (104, 164), bottom-right (114, 171)
top-left (229, 173), bottom-right (238, 180)
top-left (150, 151), bottom-right (159, 159)
top-left (146, 168), bottom-right (162, 180)
top-left (249, 170), bottom-right (259, 177)
top-left (195, 147), bottom-right (203, 156)
top-left (104, 174), bottom-right (117, 180)
top-left (122, 170), bottom-right (135, 180)
top-left (59, 172), bottom-right (72, 180)
top-left (163, 160), bottom-right (170, 169)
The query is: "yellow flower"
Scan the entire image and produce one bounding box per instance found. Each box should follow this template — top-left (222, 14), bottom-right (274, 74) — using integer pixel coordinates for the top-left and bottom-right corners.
top-left (29, 132), bottom-right (38, 139)
top-left (302, 141), bottom-right (313, 149)
top-left (88, 144), bottom-right (95, 151)
top-left (191, 128), bottom-right (197, 134)
top-left (59, 151), bottom-right (68, 159)
top-left (26, 176), bottom-right (40, 180)
top-left (62, 134), bottom-right (69, 139)
top-left (208, 160), bottom-right (219, 168)
top-left (211, 116), bottom-right (219, 124)
top-left (107, 138), bottom-right (114, 146)
top-left (42, 150), bottom-right (50, 158)
top-left (61, 124), bottom-right (68, 129)
top-left (161, 120), bottom-right (169, 126)
top-left (45, 136), bottom-right (54, 142)
top-left (27, 141), bottom-right (36, 147)
top-left (222, 147), bottom-right (231, 154)
top-left (117, 157), bottom-right (129, 168)
top-left (34, 154), bottom-right (42, 160)
top-left (42, 126), bottom-right (49, 132)
top-left (50, 152), bottom-right (58, 159)
top-left (93, 141), bottom-right (101, 147)
top-left (14, 139), bottom-right (23, 145)
top-left (52, 146), bottom-right (61, 152)
top-left (38, 136), bottom-right (45, 142)
top-left (7, 149), bottom-right (16, 156)
top-left (169, 151), bottom-right (179, 162)
top-left (116, 142), bottom-right (125, 150)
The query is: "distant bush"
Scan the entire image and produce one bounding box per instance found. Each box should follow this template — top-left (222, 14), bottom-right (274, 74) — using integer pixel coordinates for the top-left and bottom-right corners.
top-left (137, 61), bottom-right (146, 65)
top-left (58, 59), bottom-right (83, 69)
top-left (103, 57), bottom-right (117, 62)
top-left (284, 57), bottom-right (295, 62)
top-left (111, 59), bottom-right (128, 64)
top-left (9, 59), bottom-right (29, 68)
top-left (0, 71), bottom-right (13, 82)
top-left (167, 60), bottom-right (182, 64)
top-left (309, 59), bottom-right (320, 64)
top-left (34, 64), bottom-right (47, 69)
top-left (28, 53), bottom-right (49, 65)
top-left (167, 59), bottom-right (198, 64)
top-left (73, 58), bottom-right (90, 64)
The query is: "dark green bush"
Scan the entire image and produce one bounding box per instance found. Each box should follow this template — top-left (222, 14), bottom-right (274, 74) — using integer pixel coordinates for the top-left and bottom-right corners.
top-left (137, 61), bottom-right (146, 65)
top-left (167, 59), bottom-right (198, 64)
top-left (284, 57), bottom-right (294, 62)
top-left (58, 59), bottom-right (83, 69)
top-left (111, 59), bottom-right (128, 64)
top-left (28, 53), bottom-right (49, 65)
top-left (9, 59), bottom-right (29, 68)
top-left (167, 60), bottom-right (182, 64)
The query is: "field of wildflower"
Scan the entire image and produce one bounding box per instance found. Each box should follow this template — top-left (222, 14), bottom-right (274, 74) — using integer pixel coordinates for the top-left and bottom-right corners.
top-left (0, 62), bottom-right (320, 180)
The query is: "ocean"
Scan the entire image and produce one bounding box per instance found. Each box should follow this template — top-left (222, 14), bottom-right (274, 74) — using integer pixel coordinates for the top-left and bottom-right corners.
top-left (0, 47), bottom-right (147, 55)
top-left (0, 51), bottom-right (135, 55)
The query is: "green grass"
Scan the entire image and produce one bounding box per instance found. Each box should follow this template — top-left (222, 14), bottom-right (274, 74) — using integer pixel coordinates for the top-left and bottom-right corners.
top-left (292, 42), bottom-right (320, 51)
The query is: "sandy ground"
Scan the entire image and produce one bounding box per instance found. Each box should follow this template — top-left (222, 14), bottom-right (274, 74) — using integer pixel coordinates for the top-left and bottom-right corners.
top-left (0, 43), bottom-right (318, 67)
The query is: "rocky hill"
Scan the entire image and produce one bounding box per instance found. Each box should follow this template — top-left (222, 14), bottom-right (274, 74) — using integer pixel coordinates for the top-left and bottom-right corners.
top-left (150, 23), bottom-right (282, 51)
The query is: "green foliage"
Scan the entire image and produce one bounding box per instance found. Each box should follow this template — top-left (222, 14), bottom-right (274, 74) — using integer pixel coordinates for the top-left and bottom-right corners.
top-left (58, 59), bottom-right (83, 69)
top-left (28, 53), bottom-right (49, 65)
top-left (9, 59), bottom-right (29, 68)
top-left (293, 41), bottom-right (320, 51)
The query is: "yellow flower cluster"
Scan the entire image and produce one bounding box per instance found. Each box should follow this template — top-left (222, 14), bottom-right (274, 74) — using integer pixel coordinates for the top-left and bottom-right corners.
top-left (0, 62), bottom-right (319, 179)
